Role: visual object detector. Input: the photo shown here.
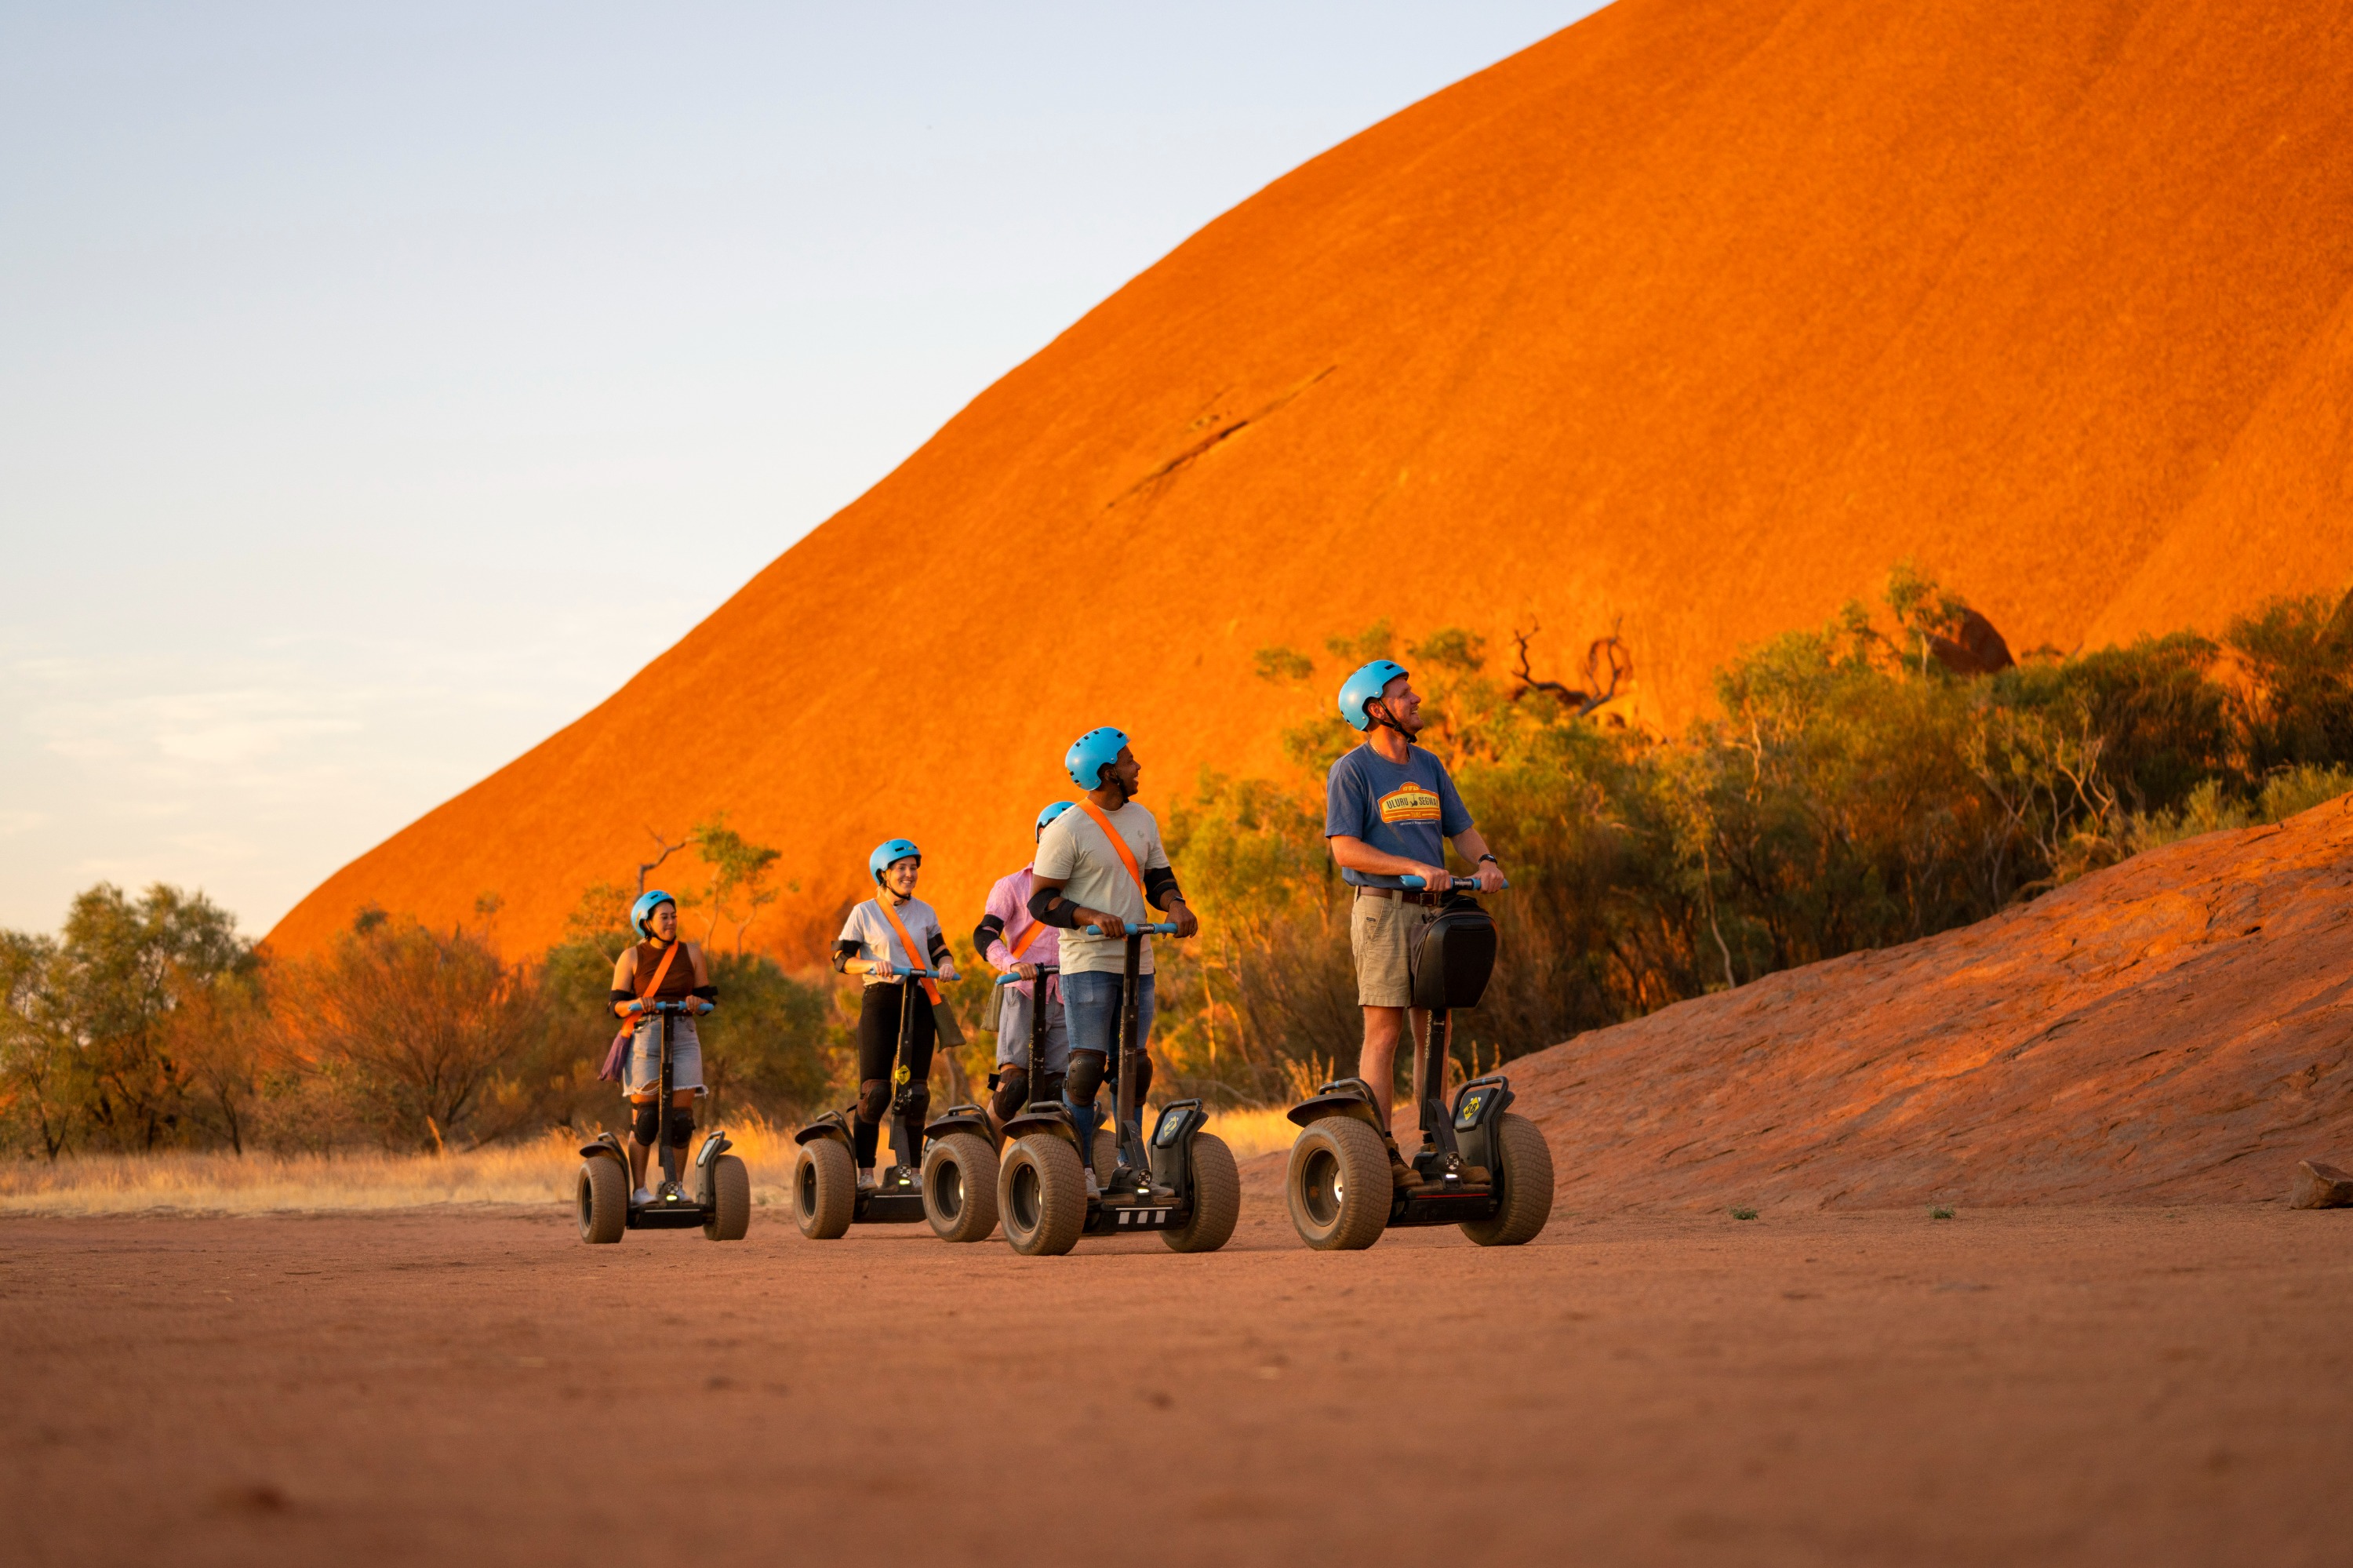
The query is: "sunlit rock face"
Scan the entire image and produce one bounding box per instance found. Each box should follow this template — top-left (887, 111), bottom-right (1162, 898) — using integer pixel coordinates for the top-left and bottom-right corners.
top-left (271, 0), bottom-right (2353, 961)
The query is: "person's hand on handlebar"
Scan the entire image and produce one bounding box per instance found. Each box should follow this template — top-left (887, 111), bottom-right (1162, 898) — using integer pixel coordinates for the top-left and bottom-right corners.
top-left (1163, 894), bottom-right (1199, 939)
top-left (1472, 860), bottom-right (1506, 894)
top-left (1413, 863), bottom-right (1453, 892)
top-left (1075, 905), bottom-right (1126, 937)
top-left (1014, 962), bottom-right (1038, 980)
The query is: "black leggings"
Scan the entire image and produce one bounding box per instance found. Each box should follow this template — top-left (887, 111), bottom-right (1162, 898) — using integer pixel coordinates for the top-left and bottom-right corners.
top-left (854, 982), bottom-right (936, 1166)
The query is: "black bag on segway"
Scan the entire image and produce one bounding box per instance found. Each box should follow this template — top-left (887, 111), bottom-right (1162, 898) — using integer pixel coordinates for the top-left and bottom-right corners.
top-left (1408, 895), bottom-right (1497, 1013)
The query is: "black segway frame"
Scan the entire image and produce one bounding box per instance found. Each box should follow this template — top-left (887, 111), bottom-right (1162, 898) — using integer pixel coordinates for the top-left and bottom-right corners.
top-left (1064, 923), bottom-right (1231, 1242)
top-left (793, 966), bottom-right (937, 1226)
top-left (1286, 876), bottom-right (1544, 1236)
top-left (578, 1000), bottom-right (740, 1235)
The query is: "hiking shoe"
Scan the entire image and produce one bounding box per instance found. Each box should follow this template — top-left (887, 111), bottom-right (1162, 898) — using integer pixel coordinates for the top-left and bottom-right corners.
top-left (856, 1170), bottom-right (878, 1194)
top-left (631, 1187), bottom-right (653, 1206)
top-left (1083, 1169), bottom-right (1101, 1199)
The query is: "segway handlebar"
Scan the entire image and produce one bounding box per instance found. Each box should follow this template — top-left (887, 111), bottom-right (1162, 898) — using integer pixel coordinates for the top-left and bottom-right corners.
top-left (994, 962), bottom-right (1061, 987)
top-left (884, 964), bottom-right (939, 979)
top-left (638, 999), bottom-right (711, 1016)
top-left (1397, 874), bottom-right (1511, 892)
top-left (1081, 921), bottom-right (1180, 937)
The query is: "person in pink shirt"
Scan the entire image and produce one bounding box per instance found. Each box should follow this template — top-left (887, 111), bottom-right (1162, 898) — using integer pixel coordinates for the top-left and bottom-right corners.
top-left (973, 801), bottom-right (1075, 1133)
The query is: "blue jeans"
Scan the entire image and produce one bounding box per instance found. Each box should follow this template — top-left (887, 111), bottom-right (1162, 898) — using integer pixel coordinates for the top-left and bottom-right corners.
top-left (1060, 970), bottom-right (1155, 1168)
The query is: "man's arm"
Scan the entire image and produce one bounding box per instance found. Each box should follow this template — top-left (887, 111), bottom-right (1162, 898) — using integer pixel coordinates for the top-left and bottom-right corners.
top-left (1450, 828), bottom-right (1504, 893)
top-left (1143, 865), bottom-right (1199, 939)
top-left (1329, 835), bottom-right (1452, 889)
top-left (1026, 875), bottom-right (1129, 935)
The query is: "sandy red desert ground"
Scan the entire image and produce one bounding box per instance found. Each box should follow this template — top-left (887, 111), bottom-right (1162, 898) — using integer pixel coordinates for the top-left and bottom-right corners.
top-left (269, 0), bottom-right (2353, 960)
top-left (7, 1192), bottom-right (2351, 1568)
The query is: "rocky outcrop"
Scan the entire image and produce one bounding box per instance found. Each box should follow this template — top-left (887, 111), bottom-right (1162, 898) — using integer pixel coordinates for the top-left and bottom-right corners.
top-left (1508, 797), bottom-right (2353, 1210)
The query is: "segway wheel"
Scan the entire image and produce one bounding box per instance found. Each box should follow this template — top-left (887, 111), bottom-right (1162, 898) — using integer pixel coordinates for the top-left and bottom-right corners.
top-left (998, 1135), bottom-right (1086, 1257)
top-left (1460, 1111), bottom-right (1554, 1247)
top-left (922, 1131), bottom-right (1001, 1243)
top-left (702, 1154), bottom-right (751, 1242)
top-left (792, 1137), bottom-right (856, 1240)
top-left (577, 1157), bottom-right (626, 1245)
top-left (1162, 1132), bottom-right (1239, 1253)
top-left (1286, 1116), bottom-right (1390, 1251)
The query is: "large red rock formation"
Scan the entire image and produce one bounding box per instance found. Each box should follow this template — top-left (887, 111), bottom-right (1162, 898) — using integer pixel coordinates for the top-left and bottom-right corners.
top-left (272, 0), bottom-right (2353, 959)
top-left (1511, 798), bottom-right (2353, 1208)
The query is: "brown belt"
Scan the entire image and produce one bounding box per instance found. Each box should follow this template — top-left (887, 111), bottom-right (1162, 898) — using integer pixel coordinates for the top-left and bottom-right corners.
top-left (1355, 886), bottom-right (1443, 905)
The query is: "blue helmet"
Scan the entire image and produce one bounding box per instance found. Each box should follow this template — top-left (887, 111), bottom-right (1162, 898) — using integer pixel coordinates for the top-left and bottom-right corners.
top-left (1338, 659), bottom-right (1409, 731)
top-left (1064, 726), bottom-right (1129, 789)
top-left (631, 889), bottom-right (677, 939)
top-left (868, 838), bottom-right (921, 885)
top-left (1035, 800), bottom-right (1075, 840)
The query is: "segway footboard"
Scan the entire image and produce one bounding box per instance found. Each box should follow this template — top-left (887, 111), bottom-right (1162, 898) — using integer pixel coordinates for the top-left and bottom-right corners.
top-left (1388, 1075), bottom-right (1513, 1229)
top-left (1079, 1100), bottom-right (1209, 1236)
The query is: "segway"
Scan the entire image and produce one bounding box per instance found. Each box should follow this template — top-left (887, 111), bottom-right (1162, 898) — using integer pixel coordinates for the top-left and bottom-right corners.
top-left (995, 922), bottom-right (1239, 1257)
top-left (576, 999), bottom-right (751, 1244)
top-left (1282, 876), bottom-right (1553, 1250)
top-left (792, 965), bottom-right (999, 1241)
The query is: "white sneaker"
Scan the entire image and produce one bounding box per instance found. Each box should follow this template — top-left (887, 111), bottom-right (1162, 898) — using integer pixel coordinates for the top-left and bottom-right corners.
top-left (632, 1187), bottom-right (653, 1206)
top-left (1084, 1170), bottom-right (1101, 1199)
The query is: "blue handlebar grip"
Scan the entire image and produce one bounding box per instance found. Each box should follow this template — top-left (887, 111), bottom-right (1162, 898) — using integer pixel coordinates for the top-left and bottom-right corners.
top-left (1398, 875), bottom-right (1426, 890)
top-left (994, 974), bottom-right (1020, 987)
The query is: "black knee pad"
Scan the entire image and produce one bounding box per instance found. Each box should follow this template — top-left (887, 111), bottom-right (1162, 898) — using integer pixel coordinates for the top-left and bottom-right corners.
top-left (990, 1068), bottom-right (1028, 1122)
top-left (632, 1099), bottom-right (660, 1144)
top-left (1065, 1050), bottom-right (1106, 1107)
top-left (1129, 1053), bottom-right (1154, 1106)
top-left (667, 1108), bottom-right (695, 1148)
top-left (855, 1078), bottom-right (889, 1124)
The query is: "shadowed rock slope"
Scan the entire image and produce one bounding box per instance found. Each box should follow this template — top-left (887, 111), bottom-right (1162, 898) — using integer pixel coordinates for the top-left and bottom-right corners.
top-left (1511, 799), bottom-right (2353, 1210)
top-left (274, 0), bottom-right (2353, 958)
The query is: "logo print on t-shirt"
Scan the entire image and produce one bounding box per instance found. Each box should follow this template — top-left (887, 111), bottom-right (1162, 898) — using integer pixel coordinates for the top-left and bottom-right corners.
top-left (1377, 781), bottom-right (1442, 824)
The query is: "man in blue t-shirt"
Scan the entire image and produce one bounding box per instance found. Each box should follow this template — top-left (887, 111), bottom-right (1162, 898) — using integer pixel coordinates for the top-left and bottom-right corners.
top-left (1324, 658), bottom-right (1506, 1137)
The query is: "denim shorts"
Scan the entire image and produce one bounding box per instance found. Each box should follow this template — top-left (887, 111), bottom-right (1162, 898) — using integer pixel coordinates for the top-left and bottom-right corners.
top-left (1060, 970), bottom-right (1155, 1060)
top-left (994, 979), bottom-right (1070, 1072)
top-left (625, 1015), bottom-right (703, 1096)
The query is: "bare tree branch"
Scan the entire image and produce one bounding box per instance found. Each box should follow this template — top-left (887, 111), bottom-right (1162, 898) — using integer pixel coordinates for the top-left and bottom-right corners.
top-left (1509, 619), bottom-right (1633, 715)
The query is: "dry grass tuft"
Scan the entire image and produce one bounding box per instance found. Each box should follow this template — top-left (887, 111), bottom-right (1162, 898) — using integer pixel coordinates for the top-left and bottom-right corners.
top-left (0, 1122), bottom-right (805, 1217)
top-left (0, 1108), bottom-right (1304, 1217)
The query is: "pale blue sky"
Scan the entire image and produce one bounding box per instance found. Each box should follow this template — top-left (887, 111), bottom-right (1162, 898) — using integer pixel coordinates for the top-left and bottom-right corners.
top-left (0, 2), bottom-right (1595, 937)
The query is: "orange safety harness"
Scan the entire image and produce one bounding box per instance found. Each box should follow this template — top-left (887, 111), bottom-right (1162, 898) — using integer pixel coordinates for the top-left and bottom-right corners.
top-left (622, 940), bottom-right (682, 1017)
top-left (875, 896), bottom-right (943, 1006)
top-left (1075, 799), bottom-right (1148, 899)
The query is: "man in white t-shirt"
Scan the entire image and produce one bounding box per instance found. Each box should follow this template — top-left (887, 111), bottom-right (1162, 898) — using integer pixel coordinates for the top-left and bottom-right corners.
top-left (1027, 726), bottom-right (1198, 1188)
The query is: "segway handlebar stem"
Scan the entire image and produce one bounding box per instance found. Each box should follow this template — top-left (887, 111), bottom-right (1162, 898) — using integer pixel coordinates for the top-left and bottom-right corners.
top-left (1081, 921), bottom-right (1180, 936)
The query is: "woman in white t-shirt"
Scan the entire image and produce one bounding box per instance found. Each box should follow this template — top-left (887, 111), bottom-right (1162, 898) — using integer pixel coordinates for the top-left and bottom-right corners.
top-left (831, 838), bottom-right (960, 1187)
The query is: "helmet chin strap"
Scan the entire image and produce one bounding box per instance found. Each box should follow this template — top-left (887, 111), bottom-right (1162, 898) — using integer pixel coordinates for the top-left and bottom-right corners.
top-left (1369, 701), bottom-right (1416, 742)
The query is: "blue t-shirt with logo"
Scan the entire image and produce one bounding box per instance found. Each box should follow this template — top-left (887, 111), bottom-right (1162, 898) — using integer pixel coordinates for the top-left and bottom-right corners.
top-left (1323, 744), bottom-right (1474, 887)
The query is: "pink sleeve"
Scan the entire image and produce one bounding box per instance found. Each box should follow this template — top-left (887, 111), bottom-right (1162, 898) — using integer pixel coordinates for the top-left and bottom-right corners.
top-left (983, 875), bottom-right (1024, 970)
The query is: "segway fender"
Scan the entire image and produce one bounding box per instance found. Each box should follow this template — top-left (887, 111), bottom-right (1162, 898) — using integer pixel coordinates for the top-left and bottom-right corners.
top-left (793, 1111), bottom-right (855, 1148)
top-left (922, 1104), bottom-right (991, 1143)
top-left (579, 1132), bottom-right (628, 1163)
top-left (1003, 1104), bottom-right (1078, 1145)
top-left (1286, 1077), bottom-right (1385, 1131)
top-left (693, 1130), bottom-right (733, 1169)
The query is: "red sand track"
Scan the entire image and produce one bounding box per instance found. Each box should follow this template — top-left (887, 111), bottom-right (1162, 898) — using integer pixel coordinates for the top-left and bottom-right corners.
top-left (1511, 798), bottom-right (2353, 1210)
top-left (9, 1203), bottom-right (2351, 1567)
top-left (268, 0), bottom-right (2353, 959)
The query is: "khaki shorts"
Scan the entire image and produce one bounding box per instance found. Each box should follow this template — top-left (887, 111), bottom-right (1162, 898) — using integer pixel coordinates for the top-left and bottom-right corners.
top-left (1351, 892), bottom-right (1437, 1009)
